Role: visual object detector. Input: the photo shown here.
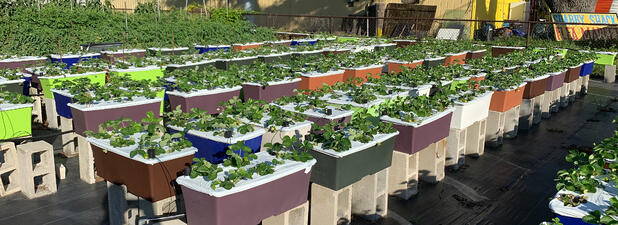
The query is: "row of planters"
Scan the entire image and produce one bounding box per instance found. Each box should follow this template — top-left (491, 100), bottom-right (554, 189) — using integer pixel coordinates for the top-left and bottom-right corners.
top-left (547, 120), bottom-right (617, 225)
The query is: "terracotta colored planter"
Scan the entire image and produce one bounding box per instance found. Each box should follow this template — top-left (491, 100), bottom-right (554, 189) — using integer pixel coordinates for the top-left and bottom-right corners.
top-left (69, 98), bottom-right (162, 136)
top-left (242, 79), bottom-right (300, 102)
top-left (89, 140), bottom-right (196, 202)
top-left (423, 57), bottom-right (446, 68)
top-left (310, 132), bottom-right (398, 190)
top-left (343, 65), bottom-right (383, 83)
top-left (469, 73), bottom-right (487, 82)
top-left (546, 71), bottom-right (566, 91)
top-left (299, 70), bottom-right (345, 90)
top-left (214, 57), bottom-right (258, 70)
top-left (177, 153), bottom-right (314, 225)
top-left (386, 60), bottom-right (424, 74)
top-left (147, 47), bottom-right (190, 56)
top-left (0, 56), bottom-right (47, 69)
top-left (101, 49), bottom-right (146, 63)
top-left (491, 46), bottom-right (525, 57)
top-left (393, 40), bottom-right (417, 48)
top-left (466, 49), bottom-right (487, 59)
top-left (167, 86), bottom-right (242, 114)
top-left (381, 109), bottom-right (453, 154)
top-left (565, 64), bottom-right (582, 83)
top-left (444, 52), bottom-right (468, 65)
top-left (232, 42), bottom-right (263, 51)
top-left (523, 75), bottom-right (550, 99)
top-left (489, 83), bottom-right (526, 112)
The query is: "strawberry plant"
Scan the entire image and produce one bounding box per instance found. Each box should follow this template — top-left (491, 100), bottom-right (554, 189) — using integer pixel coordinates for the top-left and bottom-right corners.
top-left (165, 66), bottom-right (243, 92)
top-left (56, 76), bottom-right (162, 104)
top-left (379, 94), bottom-right (452, 123)
top-left (264, 135), bottom-right (314, 162)
top-left (0, 91), bottom-right (34, 104)
top-left (165, 107), bottom-right (255, 137)
top-left (0, 69), bottom-right (23, 80)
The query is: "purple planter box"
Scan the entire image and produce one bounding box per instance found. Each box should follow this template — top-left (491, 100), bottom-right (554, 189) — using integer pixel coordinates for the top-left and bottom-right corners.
top-left (546, 71), bottom-right (566, 91)
top-left (381, 109), bottom-right (453, 154)
top-left (167, 86), bottom-right (242, 114)
top-left (242, 78), bottom-right (301, 102)
top-left (69, 98), bottom-right (162, 136)
top-left (101, 49), bottom-right (146, 63)
top-left (177, 154), bottom-right (315, 225)
top-left (276, 103), bottom-right (353, 126)
top-left (0, 56), bottom-right (47, 69)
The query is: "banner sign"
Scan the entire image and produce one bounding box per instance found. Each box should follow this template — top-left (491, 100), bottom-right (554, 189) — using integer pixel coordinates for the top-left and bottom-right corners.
top-left (551, 13), bottom-right (618, 41)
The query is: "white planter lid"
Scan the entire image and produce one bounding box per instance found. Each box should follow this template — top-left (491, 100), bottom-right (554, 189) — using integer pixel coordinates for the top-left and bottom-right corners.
top-left (232, 42), bottom-right (264, 46)
top-left (241, 115), bottom-right (312, 132)
top-left (380, 107), bottom-right (455, 128)
top-left (169, 125), bottom-right (266, 144)
top-left (259, 52), bottom-right (293, 58)
top-left (68, 97), bottom-right (162, 111)
top-left (322, 94), bottom-right (385, 108)
top-left (167, 59), bottom-right (216, 68)
top-left (299, 70), bottom-right (344, 78)
top-left (38, 71), bottom-right (106, 79)
top-left (445, 51), bottom-right (468, 56)
top-left (569, 63), bottom-right (584, 69)
top-left (525, 74), bottom-right (551, 82)
top-left (0, 56), bottom-right (46, 62)
top-left (110, 65), bottom-right (164, 72)
top-left (194, 44), bottom-right (231, 48)
top-left (50, 52), bottom-right (101, 59)
top-left (293, 49), bottom-right (324, 54)
top-left (275, 103), bottom-right (353, 120)
top-left (595, 51), bottom-right (618, 55)
top-left (51, 89), bottom-right (74, 98)
top-left (549, 181), bottom-right (617, 218)
top-left (497, 82), bottom-right (527, 92)
top-left (148, 47), bottom-right (189, 52)
top-left (386, 59), bottom-right (424, 64)
top-left (425, 56), bottom-right (446, 61)
top-left (0, 103), bottom-right (33, 111)
top-left (454, 91), bottom-right (494, 106)
top-left (342, 64), bottom-right (383, 71)
top-left (219, 56), bottom-right (259, 62)
top-left (491, 46), bottom-right (525, 50)
top-left (87, 134), bottom-right (197, 165)
top-left (166, 86), bottom-right (242, 98)
top-left (176, 152), bottom-right (316, 197)
top-left (266, 40), bottom-right (293, 44)
top-left (0, 78), bottom-right (23, 85)
top-left (313, 132), bottom-right (399, 158)
top-left (373, 43), bottom-right (397, 47)
top-left (101, 49), bottom-right (146, 55)
top-left (470, 49), bottom-right (487, 53)
top-left (243, 78), bottom-right (301, 87)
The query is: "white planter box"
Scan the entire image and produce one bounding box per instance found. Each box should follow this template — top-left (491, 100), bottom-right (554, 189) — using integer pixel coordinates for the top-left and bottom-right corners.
top-left (450, 91), bottom-right (494, 129)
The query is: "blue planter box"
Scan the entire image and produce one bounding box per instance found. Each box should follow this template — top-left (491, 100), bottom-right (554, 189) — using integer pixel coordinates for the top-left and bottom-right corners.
top-left (50, 53), bottom-right (101, 69)
top-left (195, 45), bottom-right (231, 54)
top-left (555, 215), bottom-right (595, 225)
top-left (52, 90), bottom-right (74, 118)
top-left (291, 39), bottom-right (318, 46)
top-left (22, 76), bottom-right (31, 96)
top-left (169, 126), bottom-right (265, 164)
top-left (580, 62), bottom-right (595, 76)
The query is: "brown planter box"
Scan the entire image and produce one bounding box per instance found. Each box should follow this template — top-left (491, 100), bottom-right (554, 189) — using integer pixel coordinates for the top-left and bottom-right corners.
top-left (242, 78), bottom-right (301, 102)
top-left (393, 40), bottom-right (418, 48)
top-left (386, 60), bottom-right (424, 74)
top-left (89, 138), bottom-right (196, 202)
top-left (101, 49), bottom-right (146, 63)
top-left (69, 98), bottom-right (162, 136)
top-left (444, 52), bottom-right (468, 65)
top-left (0, 56), bottom-right (47, 69)
top-left (167, 87), bottom-right (242, 114)
top-left (466, 49), bottom-right (487, 59)
top-left (565, 64), bottom-right (582, 83)
top-left (491, 46), bottom-right (525, 57)
top-left (523, 75), bottom-right (550, 99)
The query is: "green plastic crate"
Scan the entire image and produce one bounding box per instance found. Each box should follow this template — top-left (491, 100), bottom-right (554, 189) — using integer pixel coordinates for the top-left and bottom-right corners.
top-left (39, 72), bottom-right (106, 99)
top-left (109, 67), bottom-right (165, 81)
top-left (0, 106), bottom-right (32, 140)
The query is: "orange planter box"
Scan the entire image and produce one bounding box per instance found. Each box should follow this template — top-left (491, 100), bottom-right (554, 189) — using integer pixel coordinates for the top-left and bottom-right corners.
top-left (489, 83), bottom-right (526, 112)
top-left (343, 65), bottom-right (383, 83)
top-left (444, 52), bottom-right (468, 65)
top-left (386, 60), bottom-right (424, 74)
top-left (299, 70), bottom-right (345, 90)
top-left (232, 43), bottom-right (263, 51)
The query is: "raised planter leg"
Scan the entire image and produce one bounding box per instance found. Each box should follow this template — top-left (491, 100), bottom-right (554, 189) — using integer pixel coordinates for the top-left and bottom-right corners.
top-left (77, 135), bottom-right (96, 184)
top-left (465, 118), bottom-right (487, 156)
top-left (310, 183), bottom-right (352, 225)
top-left (532, 94), bottom-right (544, 125)
top-left (518, 98), bottom-right (535, 131)
top-left (42, 98), bottom-right (59, 129)
top-left (486, 110), bottom-right (506, 147)
top-left (418, 138), bottom-right (446, 183)
top-left (107, 182), bottom-right (181, 225)
top-left (541, 91), bottom-right (552, 119)
top-left (582, 76), bottom-right (590, 95)
top-left (60, 116), bottom-right (78, 157)
top-left (388, 151), bottom-right (418, 200)
top-left (263, 201), bottom-right (309, 225)
top-left (605, 65), bottom-right (616, 83)
top-left (504, 105), bottom-right (521, 139)
top-left (351, 168), bottom-right (388, 222)
top-left (559, 83), bottom-right (570, 108)
top-left (446, 127), bottom-right (466, 169)
top-left (31, 96), bottom-right (43, 124)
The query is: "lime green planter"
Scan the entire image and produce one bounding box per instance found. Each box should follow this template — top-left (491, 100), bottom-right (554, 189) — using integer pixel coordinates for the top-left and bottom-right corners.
top-left (109, 66), bottom-right (165, 81)
top-left (156, 90), bottom-right (165, 114)
top-left (0, 105), bottom-right (32, 140)
top-left (39, 72), bottom-right (106, 99)
top-left (595, 52), bottom-right (617, 65)
top-left (336, 37), bottom-right (359, 43)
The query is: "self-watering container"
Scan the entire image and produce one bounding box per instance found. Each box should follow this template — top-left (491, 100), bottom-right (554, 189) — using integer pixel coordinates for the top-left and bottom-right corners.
top-left (50, 53), bottom-right (101, 69)
top-left (242, 78), bottom-right (301, 103)
top-left (166, 86), bottom-right (242, 114)
top-left (101, 49), bottom-right (146, 63)
top-left (0, 56), bottom-right (47, 69)
top-left (489, 83), bottom-right (526, 112)
top-left (109, 66), bottom-right (165, 81)
top-left (386, 60), bottom-right (424, 74)
top-left (214, 56), bottom-right (259, 70)
top-left (523, 75), bottom-right (550, 99)
top-left (0, 103), bottom-right (33, 140)
top-left (194, 45), bottom-right (231, 54)
top-left (299, 70), bottom-right (345, 90)
top-left (381, 109), bottom-right (454, 154)
top-left (546, 71), bottom-right (567, 91)
top-left (147, 47), bottom-right (190, 56)
top-left (450, 91), bottom-right (494, 130)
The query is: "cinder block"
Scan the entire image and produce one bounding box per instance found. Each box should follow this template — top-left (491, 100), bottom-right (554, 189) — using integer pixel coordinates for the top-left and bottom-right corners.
top-left (0, 142), bottom-right (20, 197)
top-left (464, 119), bottom-right (487, 156)
top-left (605, 65), bottom-right (616, 83)
top-left (42, 98), bottom-right (59, 129)
top-left (310, 183), bottom-right (352, 225)
top-left (60, 117), bottom-right (78, 157)
top-left (77, 135), bottom-right (96, 184)
top-left (107, 182), bottom-right (182, 225)
top-left (388, 151), bottom-right (418, 200)
top-left (504, 105), bottom-right (521, 139)
top-left (31, 96), bottom-right (43, 123)
top-left (16, 141), bottom-right (56, 199)
top-left (351, 168), bottom-right (388, 221)
top-left (263, 201), bottom-right (309, 225)
top-left (418, 138), bottom-right (446, 184)
top-left (446, 128), bottom-right (466, 168)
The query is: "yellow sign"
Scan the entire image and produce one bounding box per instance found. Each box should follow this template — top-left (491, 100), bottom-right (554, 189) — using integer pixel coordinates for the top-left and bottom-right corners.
top-left (551, 13), bottom-right (618, 41)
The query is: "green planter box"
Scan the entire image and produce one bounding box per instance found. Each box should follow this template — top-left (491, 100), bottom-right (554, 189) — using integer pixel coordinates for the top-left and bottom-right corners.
top-left (109, 66), bottom-right (165, 81)
top-left (310, 132), bottom-right (398, 190)
top-left (595, 52), bottom-right (617, 65)
top-left (38, 72), bottom-right (106, 99)
top-left (0, 104), bottom-right (32, 140)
